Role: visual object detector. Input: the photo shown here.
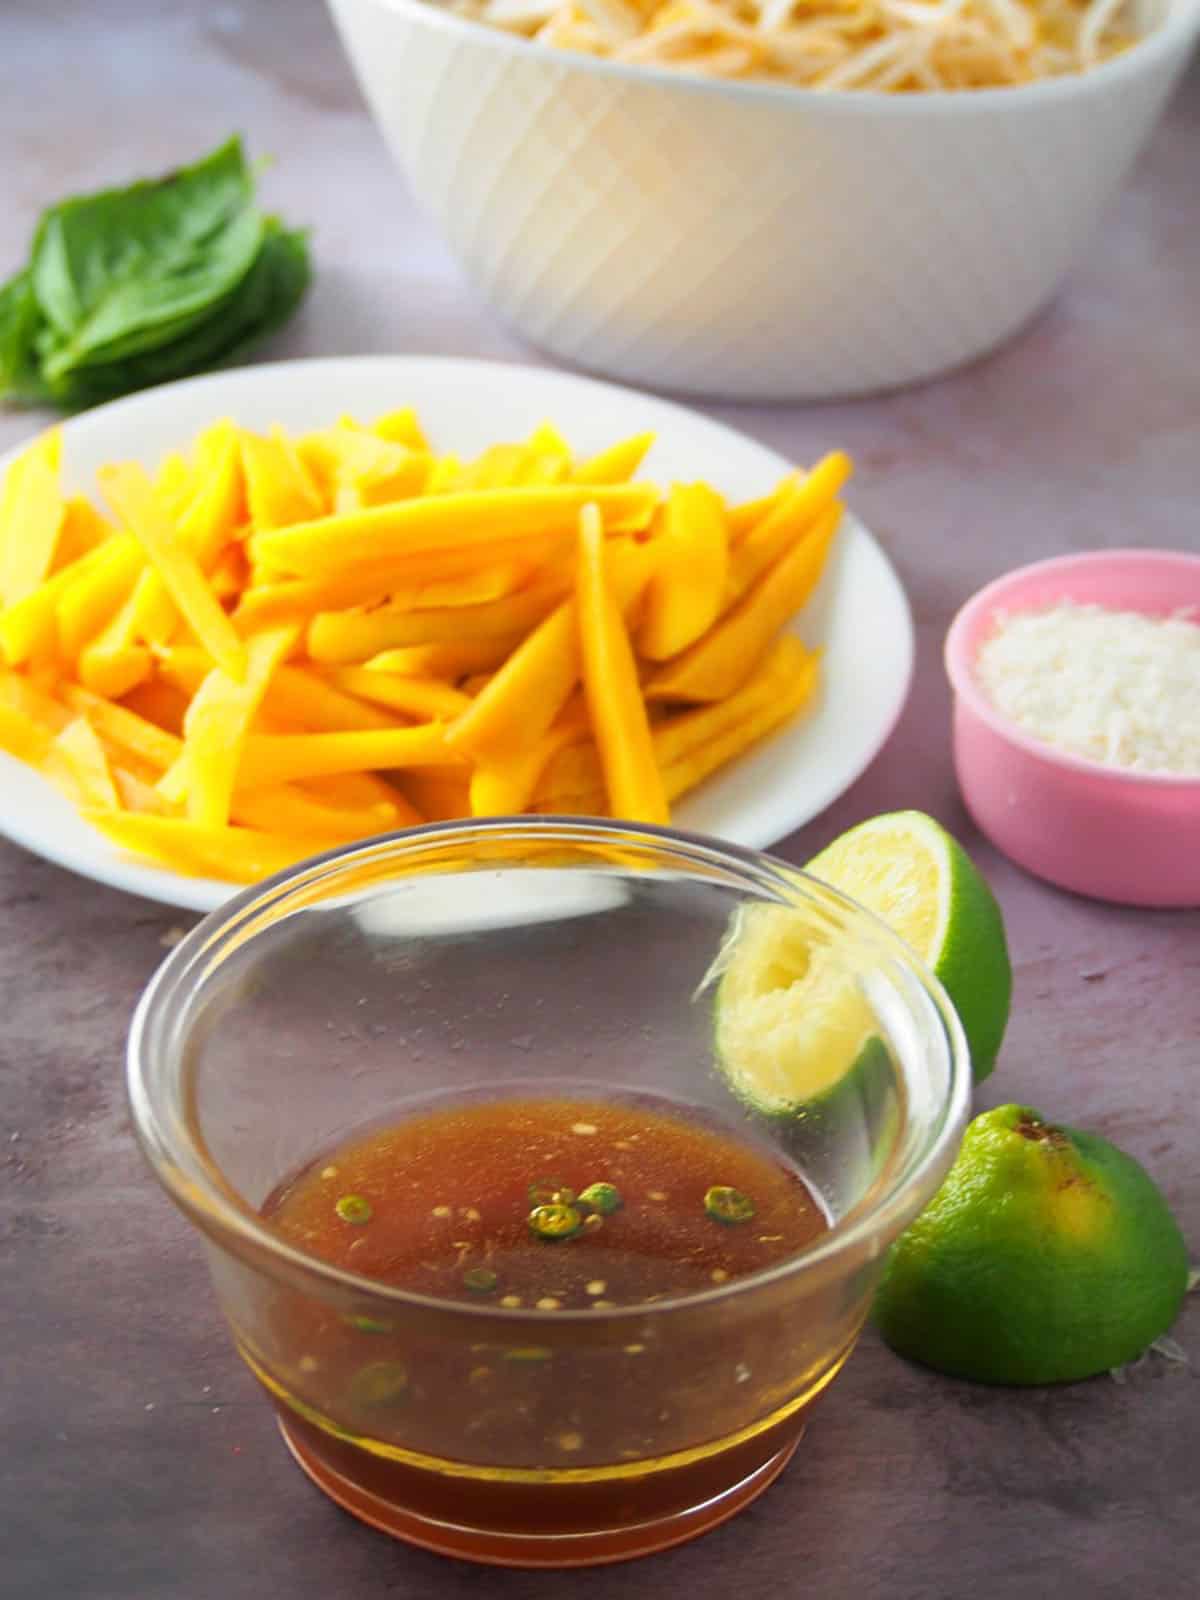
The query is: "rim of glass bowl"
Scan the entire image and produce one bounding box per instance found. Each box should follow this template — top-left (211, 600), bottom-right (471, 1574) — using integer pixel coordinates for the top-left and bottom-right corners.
top-left (356, 0), bottom-right (1200, 116)
top-left (128, 817), bottom-right (971, 1320)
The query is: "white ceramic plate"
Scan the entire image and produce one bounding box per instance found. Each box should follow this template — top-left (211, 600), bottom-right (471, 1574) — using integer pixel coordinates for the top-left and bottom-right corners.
top-left (0, 356), bottom-right (913, 912)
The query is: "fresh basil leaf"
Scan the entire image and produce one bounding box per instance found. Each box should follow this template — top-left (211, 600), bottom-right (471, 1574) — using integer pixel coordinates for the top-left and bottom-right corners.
top-left (33, 137), bottom-right (265, 379)
top-left (2, 137), bottom-right (310, 413)
top-left (41, 220), bottom-right (311, 410)
top-left (0, 269), bottom-right (53, 406)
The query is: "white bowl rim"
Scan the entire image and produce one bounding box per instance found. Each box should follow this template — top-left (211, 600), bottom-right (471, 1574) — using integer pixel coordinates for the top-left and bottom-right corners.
top-left (344, 0), bottom-right (1200, 115)
top-left (944, 546), bottom-right (1200, 789)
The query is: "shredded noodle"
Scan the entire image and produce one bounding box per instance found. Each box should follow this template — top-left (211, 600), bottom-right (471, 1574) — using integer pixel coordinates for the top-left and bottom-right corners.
top-left (441, 0), bottom-right (1144, 89)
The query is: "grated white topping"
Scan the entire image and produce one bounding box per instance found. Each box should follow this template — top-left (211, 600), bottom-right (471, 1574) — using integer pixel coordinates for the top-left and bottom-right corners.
top-left (975, 602), bottom-right (1200, 775)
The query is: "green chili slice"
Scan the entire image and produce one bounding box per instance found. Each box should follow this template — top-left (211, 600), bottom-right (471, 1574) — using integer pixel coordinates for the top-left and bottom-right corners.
top-left (528, 1202), bottom-right (583, 1241)
top-left (335, 1194), bottom-right (373, 1224)
top-left (704, 1185), bottom-right (755, 1225)
top-left (349, 1360), bottom-right (409, 1407)
top-left (578, 1181), bottom-right (623, 1215)
top-left (463, 1266), bottom-right (499, 1294)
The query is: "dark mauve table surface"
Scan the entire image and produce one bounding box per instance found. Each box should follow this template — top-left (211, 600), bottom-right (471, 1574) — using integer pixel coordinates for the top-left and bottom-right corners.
top-left (2, 4), bottom-right (1198, 1597)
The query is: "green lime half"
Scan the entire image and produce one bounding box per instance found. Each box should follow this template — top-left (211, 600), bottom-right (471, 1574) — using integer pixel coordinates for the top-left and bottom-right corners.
top-left (710, 811), bottom-right (1011, 1119)
top-left (873, 1104), bottom-right (1190, 1384)
top-left (806, 810), bottom-right (1011, 1083)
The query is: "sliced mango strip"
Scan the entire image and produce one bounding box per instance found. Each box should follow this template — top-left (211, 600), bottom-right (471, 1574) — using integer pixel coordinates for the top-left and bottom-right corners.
top-left (97, 463), bottom-right (246, 681)
top-left (576, 506), bottom-right (669, 826)
top-left (79, 569), bottom-right (175, 697)
top-left (301, 771), bottom-right (415, 813)
top-left (158, 625), bottom-right (300, 823)
top-left (82, 810), bottom-right (329, 883)
top-left (372, 407), bottom-right (429, 450)
top-left (0, 428), bottom-right (65, 605)
top-left (726, 473), bottom-right (800, 541)
top-left (536, 636), bottom-right (819, 813)
top-left (0, 669), bottom-right (70, 733)
top-left (653, 637), bottom-right (820, 795)
top-left (240, 429), bottom-right (324, 530)
top-left (176, 419), bottom-right (245, 569)
top-left (53, 716), bottom-right (121, 809)
top-left (231, 783), bottom-right (408, 841)
top-left (265, 664), bottom-right (400, 734)
top-left (574, 433), bottom-right (654, 486)
top-left (0, 699), bottom-right (54, 765)
top-left (364, 638), bottom-right (525, 681)
top-left (53, 497), bottom-right (114, 571)
top-left (398, 770), bottom-right (472, 822)
top-left (0, 537), bottom-right (132, 667)
top-left (728, 452), bottom-right (850, 597)
top-left (323, 666), bottom-right (470, 723)
top-left (77, 642), bottom-right (151, 701)
top-left (56, 539), bottom-right (144, 663)
top-left (250, 483), bottom-right (657, 579)
top-left (236, 724), bottom-right (461, 789)
top-left (639, 482), bottom-right (729, 660)
top-left (307, 575), bottom-right (569, 665)
top-left (112, 765), bottom-right (178, 816)
top-left (64, 687), bottom-right (183, 771)
top-left (446, 540), bottom-right (653, 770)
top-left (647, 503), bottom-right (841, 704)
top-left (468, 696), bottom-right (591, 816)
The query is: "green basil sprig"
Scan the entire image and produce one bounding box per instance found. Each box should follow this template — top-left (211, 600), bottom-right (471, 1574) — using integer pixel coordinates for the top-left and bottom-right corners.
top-left (0, 136), bottom-right (310, 411)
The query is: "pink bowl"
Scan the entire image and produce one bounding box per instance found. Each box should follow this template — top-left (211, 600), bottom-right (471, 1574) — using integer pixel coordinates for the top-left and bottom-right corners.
top-left (944, 549), bottom-right (1200, 908)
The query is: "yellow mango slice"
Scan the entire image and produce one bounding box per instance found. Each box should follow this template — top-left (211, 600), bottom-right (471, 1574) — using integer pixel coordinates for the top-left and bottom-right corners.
top-left (176, 419), bottom-right (245, 569)
top-left (231, 783), bottom-right (409, 841)
top-left (0, 537), bottom-right (130, 667)
top-left (78, 566), bottom-right (178, 698)
top-left (56, 539), bottom-right (144, 663)
top-left (97, 463), bottom-right (246, 681)
top-left (647, 503), bottom-right (841, 703)
top-left (240, 429), bottom-right (324, 530)
top-left (83, 810), bottom-right (328, 883)
top-left (446, 539), bottom-right (652, 770)
top-left (301, 771), bottom-right (416, 813)
top-left (372, 407), bottom-right (429, 450)
top-left (468, 696), bottom-right (591, 816)
top-left (536, 636), bottom-right (819, 813)
top-left (0, 669), bottom-right (69, 733)
top-left (574, 433), bottom-right (654, 486)
top-left (638, 482), bottom-right (729, 660)
top-left (53, 716), bottom-right (121, 809)
top-left (53, 497), bottom-right (115, 571)
top-left (307, 575), bottom-right (568, 665)
top-left (728, 453), bottom-right (851, 597)
top-left (236, 724), bottom-right (462, 788)
top-left (65, 686), bottom-right (183, 771)
top-left (250, 483), bottom-right (657, 579)
top-left (576, 506), bottom-right (669, 825)
top-left (265, 664), bottom-right (400, 734)
top-left (0, 699), bottom-right (53, 766)
top-left (364, 638), bottom-right (525, 681)
top-left (160, 625), bottom-right (299, 824)
top-left (0, 427), bottom-right (65, 605)
top-left (323, 666), bottom-right (470, 722)
top-left (398, 770), bottom-right (471, 822)
top-left (425, 453), bottom-right (463, 494)
top-left (112, 765), bottom-right (179, 816)
top-left (726, 474), bottom-right (800, 541)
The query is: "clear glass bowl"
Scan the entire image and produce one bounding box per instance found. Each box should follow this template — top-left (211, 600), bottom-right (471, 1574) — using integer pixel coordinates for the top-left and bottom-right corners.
top-left (128, 819), bottom-right (969, 1565)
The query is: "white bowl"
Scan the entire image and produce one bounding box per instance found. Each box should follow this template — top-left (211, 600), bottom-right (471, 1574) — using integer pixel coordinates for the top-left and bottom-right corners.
top-left (327, 0), bottom-right (1199, 401)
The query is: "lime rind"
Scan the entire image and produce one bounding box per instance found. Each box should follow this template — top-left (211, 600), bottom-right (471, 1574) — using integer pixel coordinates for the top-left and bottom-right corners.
top-left (805, 811), bottom-right (1011, 1083)
top-left (873, 1104), bottom-right (1190, 1385)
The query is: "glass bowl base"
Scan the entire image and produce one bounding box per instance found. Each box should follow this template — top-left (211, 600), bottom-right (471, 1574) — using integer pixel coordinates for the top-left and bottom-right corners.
top-left (278, 1418), bottom-right (801, 1567)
